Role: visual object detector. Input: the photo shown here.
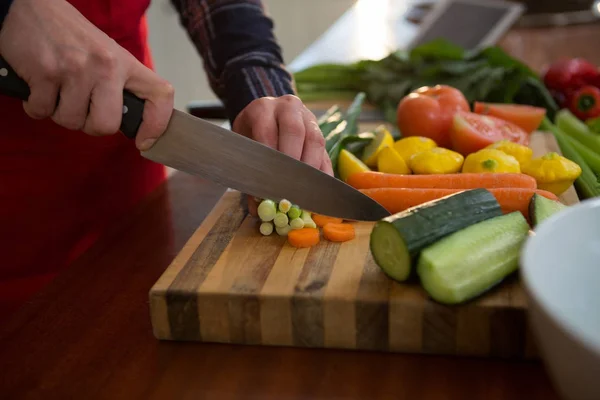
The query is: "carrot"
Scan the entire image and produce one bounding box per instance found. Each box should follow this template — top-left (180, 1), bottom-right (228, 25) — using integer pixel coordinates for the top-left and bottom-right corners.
top-left (347, 171), bottom-right (537, 190)
top-left (322, 223), bottom-right (355, 242)
top-left (360, 188), bottom-right (559, 220)
top-left (287, 228), bottom-right (320, 248)
top-left (312, 213), bottom-right (343, 227)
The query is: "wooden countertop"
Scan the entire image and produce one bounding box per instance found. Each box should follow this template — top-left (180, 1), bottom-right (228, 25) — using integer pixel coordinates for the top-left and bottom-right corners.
top-left (1, 2), bottom-right (598, 398)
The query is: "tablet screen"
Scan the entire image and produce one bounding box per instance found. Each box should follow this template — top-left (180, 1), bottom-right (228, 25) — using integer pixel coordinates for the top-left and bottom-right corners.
top-left (410, 1), bottom-right (520, 49)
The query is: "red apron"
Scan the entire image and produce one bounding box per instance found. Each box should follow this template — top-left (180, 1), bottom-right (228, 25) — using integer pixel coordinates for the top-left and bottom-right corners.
top-left (0, 0), bottom-right (165, 321)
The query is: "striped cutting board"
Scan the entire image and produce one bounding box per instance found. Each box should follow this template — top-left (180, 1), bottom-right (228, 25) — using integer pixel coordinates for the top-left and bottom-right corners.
top-left (149, 131), bottom-right (579, 358)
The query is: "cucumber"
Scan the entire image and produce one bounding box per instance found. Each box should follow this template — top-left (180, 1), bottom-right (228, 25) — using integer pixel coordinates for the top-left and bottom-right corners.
top-left (529, 193), bottom-right (567, 227)
top-left (417, 212), bottom-right (529, 305)
top-left (369, 188), bottom-right (503, 282)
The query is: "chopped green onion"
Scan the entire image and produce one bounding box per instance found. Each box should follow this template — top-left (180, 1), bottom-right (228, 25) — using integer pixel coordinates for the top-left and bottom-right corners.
top-left (301, 210), bottom-right (317, 229)
top-left (276, 225), bottom-right (291, 236)
top-left (290, 217), bottom-right (305, 230)
top-left (278, 199), bottom-right (292, 213)
top-left (273, 212), bottom-right (289, 228)
top-left (259, 222), bottom-right (273, 236)
top-left (287, 206), bottom-right (301, 220)
top-left (257, 199), bottom-right (276, 222)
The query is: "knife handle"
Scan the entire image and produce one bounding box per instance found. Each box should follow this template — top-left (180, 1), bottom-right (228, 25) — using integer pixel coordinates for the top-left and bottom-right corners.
top-left (0, 55), bottom-right (144, 139)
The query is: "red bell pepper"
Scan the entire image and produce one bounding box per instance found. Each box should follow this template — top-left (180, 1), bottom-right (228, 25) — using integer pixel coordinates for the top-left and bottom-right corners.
top-left (543, 58), bottom-right (600, 109)
top-left (544, 58), bottom-right (600, 92)
top-left (570, 85), bottom-right (600, 120)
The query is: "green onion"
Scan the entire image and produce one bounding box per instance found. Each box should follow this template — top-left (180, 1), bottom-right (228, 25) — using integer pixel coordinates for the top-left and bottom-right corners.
top-left (278, 199), bottom-right (292, 213)
top-left (556, 109), bottom-right (600, 154)
top-left (259, 222), bottom-right (273, 236)
top-left (290, 218), bottom-right (305, 230)
top-left (273, 212), bottom-right (289, 228)
top-left (541, 117), bottom-right (600, 199)
top-left (257, 199), bottom-right (276, 222)
top-left (287, 206), bottom-right (301, 220)
top-left (276, 225), bottom-right (291, 236)
top-left (300, 210), bottom-right (317, 229)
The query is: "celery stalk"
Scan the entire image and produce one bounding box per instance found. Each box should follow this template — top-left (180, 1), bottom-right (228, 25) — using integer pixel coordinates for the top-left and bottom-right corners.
top-left (555, 109), bottom-right (600, 155)
top-left (564, 135), bottom-right (600, 175)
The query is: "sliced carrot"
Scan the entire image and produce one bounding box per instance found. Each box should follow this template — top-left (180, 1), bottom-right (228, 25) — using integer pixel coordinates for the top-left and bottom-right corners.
top-left (322, 223), bottom-right (355, 242)
top-left (359, 188), bottom-right (559, 220)
top-left (347, 171), bottom-right (537, 190)
top-left (312, 213), bottom-right (343, 227)
top-left (287, 228), bottom-right (320, 248)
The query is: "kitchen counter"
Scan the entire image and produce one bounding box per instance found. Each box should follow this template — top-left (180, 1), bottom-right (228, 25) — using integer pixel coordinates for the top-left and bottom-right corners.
top-left (1, 3), bottom-right (598, 399)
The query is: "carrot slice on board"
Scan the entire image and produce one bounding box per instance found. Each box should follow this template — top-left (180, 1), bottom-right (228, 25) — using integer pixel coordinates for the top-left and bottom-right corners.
top-left (312, 213), bottom-right (344, 227)
top-left (287, 228), bottom-right (320, 248)
top-left (322, 223), bottom-right (355, 242)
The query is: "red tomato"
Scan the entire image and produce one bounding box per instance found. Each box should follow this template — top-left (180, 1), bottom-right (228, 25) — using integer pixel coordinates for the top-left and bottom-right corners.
top-left (450, 111), bottom-right (530, 156)
top-left (396, 85), bottom-right (469, 148)
top-left (473, 102), bottom-right (546, 134)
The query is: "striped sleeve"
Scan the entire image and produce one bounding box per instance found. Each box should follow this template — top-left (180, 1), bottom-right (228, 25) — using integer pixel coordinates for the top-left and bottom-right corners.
top-left (170, 0), bottom-right (296, 124)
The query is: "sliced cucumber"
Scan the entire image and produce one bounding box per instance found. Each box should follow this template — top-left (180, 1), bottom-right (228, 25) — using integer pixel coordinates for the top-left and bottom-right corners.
top-left (529, 193), bottom-right (567, 227)
top-left (417, 212), bottom-right (529, 305)
top-left (370, 188), bottom-right (502, 282)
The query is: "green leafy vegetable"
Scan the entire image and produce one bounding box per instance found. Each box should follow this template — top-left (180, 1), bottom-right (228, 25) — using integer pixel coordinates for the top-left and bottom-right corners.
top-left (295, 39), bottom-right (559, 125)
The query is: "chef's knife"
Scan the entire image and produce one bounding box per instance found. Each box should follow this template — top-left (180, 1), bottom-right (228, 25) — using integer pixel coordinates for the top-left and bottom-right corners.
top-left (0, 56), bottom-right (390, 221)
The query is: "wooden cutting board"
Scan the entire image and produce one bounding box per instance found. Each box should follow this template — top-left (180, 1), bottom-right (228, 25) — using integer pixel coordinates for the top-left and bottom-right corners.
top-left (149, 131), bottom-right (579, 359)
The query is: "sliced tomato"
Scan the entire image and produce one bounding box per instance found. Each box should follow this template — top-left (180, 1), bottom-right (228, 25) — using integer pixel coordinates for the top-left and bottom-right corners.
top-left (473, 102), bottom-right (546, 133)
top-left (450, 111), bottom-right (530, 156)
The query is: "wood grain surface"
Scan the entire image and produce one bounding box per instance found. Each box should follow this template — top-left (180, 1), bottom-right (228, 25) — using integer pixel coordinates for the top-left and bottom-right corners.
top-left (150, 131), bottom-right (579, 358)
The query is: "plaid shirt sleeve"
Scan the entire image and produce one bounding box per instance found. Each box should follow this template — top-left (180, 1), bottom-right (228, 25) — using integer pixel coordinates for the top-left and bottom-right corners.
top-left (170, 0), bottom-right (297, 124)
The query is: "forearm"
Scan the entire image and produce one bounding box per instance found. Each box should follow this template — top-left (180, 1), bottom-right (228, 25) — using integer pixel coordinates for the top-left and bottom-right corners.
top-left (170, 0), bottom-right (295, 123)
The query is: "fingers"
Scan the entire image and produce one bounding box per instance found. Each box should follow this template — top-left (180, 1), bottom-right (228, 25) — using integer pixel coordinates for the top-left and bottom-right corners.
top-left (300, 109), bottom-right (326, 171)
top-left (52, 76), bottom-right (93, 132)
top-left (22, 77), bottom-right (59, 120)
top-left (320, 148), bottom-right (334, 176)
top-left (83, 77), bottom-right (123, 136)
top-left (233, 98), bottom-right (279, 150)
top-left (275, 96), bottom-right (306, 161)
top-left (124, 61), bottom-right (174, 151)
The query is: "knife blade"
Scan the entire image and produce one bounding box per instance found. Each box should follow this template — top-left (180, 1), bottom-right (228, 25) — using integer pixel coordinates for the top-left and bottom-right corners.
top-left (0, 56), bottom-right (390, 221)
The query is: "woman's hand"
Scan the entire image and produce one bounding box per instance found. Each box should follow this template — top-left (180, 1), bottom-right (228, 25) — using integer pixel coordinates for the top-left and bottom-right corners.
top-left (0, 0), bottom-right (174, 151)
top-left (233, 95), bottom-right (333, 176)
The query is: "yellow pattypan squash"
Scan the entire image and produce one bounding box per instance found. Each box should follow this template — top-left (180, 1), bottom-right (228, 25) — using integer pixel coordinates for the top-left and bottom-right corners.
top-left (486, 140), bottom-right (533, 168)
top-left (522, 152), bottom-right (582, 195)
top-left (377, 147), bottom-right (411, 175)
top-left (408, 147), bottom-right (464, 174)
top-left (393, 136), bottom-right (437, 163)
top-left (462, 149), bottom-right (521, 174)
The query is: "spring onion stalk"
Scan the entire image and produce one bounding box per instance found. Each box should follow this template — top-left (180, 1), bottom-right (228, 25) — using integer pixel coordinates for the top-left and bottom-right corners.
top-left (278, 199), bottom-right (292, 213)
top-left (259, 222), bottom-right (273, 236)
top-left (300, 211), bottom-right (317, 229)
top-left (287, 206), bottom-right (301, 220)
top-left (555, 109), bottom-right (600, 155)
top-left (257, 199), bottom-right (276, 222)
top-left (564, 134), bottom-right (600, 175)
top-left (276, 225), bottom-right (291, 236)
top-left (273, 212), bottom-right (289, 228)
top-left (290, 218), bottom-right (305, 230)
top-left (541, 117), bottom-right (600, 199)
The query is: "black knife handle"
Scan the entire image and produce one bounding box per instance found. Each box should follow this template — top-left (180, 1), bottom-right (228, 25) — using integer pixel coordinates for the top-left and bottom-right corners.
top-left (0, 55), bottom-right (144, 139)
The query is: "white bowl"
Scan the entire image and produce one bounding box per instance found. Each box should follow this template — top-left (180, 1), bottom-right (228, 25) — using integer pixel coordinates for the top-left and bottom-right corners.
top-left (521, 198), bottom-right (600, 400)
